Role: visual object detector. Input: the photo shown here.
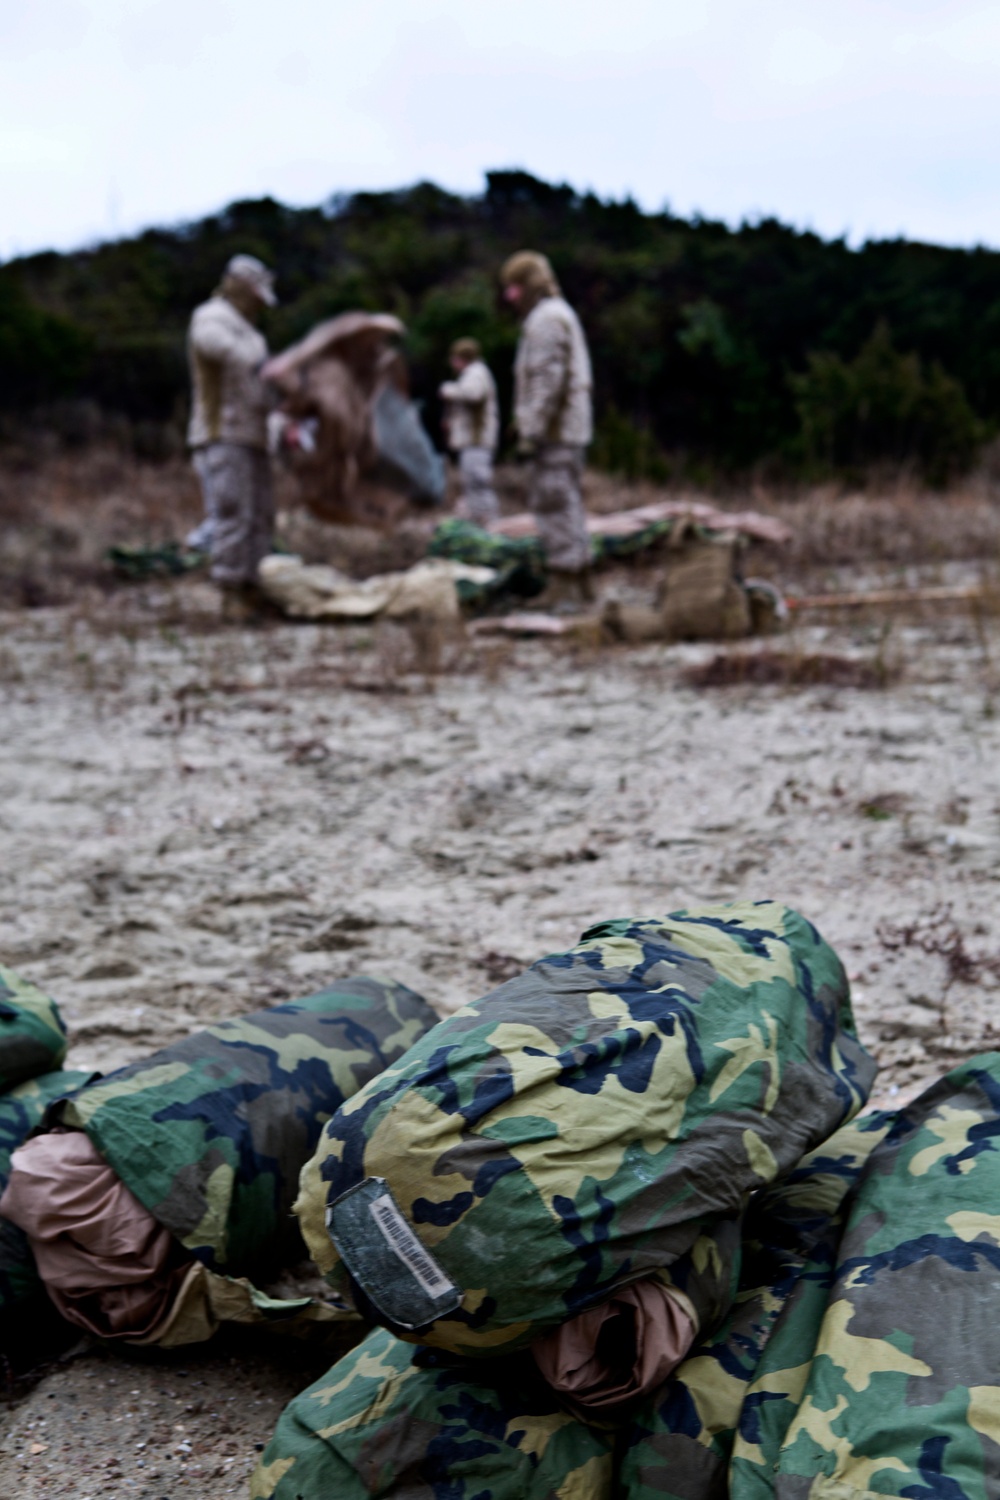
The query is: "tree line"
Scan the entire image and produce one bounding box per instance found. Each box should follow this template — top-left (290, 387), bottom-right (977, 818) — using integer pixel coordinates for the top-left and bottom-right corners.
top-left (2, 169), bottom-right (999, 484)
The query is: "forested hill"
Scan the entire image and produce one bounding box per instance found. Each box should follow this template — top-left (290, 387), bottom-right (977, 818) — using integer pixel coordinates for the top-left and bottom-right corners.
top-left (3, 169), bottom-right (1000, 482)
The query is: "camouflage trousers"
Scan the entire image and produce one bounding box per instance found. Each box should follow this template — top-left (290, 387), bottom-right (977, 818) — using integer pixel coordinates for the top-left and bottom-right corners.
top-left (455, 446), bottom-right (500, 527)
top-left (528, 443), bottom-right (591, 573)
top-left (198, 441), bottom-right (274, 586)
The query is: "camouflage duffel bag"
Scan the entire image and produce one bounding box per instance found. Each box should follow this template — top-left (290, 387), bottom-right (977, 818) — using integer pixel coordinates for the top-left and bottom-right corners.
top-left (250, 1324), bottom-right (616, 1500)
top-left (46, 976), bottom-right (438, 1286)
top-left (621, 1111), bottom-right (893, 1500)
top-left (251, 1113), bottom-right (891, 1500)
top-left (0, 966), bottom-right (69, 1091)
top-left (296, 901), bottom-right (876, 1359)
top-left (0, 1067), bottom-right (96, 1344)
top-left (758, 1054), bottom-right (1000, 1500)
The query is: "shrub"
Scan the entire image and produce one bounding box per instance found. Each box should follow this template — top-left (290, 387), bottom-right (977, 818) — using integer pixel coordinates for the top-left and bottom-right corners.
top-left (791, 321), bottom-right (987, 485)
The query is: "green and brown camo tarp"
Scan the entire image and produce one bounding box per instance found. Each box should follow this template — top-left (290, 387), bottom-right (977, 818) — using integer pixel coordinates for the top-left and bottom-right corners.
top-left (0, 966), bottom-right (68, 1091)
top-left (297, 901), bottom-right (876, 1357)
top-left (53, 976), bottom-right (438, 1282)
top-left (753, 1053), bottom-right (1000, 1500)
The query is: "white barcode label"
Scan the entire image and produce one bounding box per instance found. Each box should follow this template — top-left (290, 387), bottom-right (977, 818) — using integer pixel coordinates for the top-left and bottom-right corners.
top-left (368, 1195), bottom-right (455, 1299)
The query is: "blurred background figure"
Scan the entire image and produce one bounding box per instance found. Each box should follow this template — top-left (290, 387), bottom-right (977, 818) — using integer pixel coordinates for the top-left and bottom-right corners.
top-left (186, 253), bottom-right (277, 596)
top-left (500, 251), bottom-right (593, 604)
top-left (263, 311), bottom-right (445, 530)
top-left (439, 337), bottom-right (499, 527)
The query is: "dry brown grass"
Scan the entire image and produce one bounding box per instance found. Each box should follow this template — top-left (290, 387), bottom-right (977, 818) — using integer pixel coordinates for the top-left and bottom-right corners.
top-left (583, 469), bottom-right (1000, 584)
top-left (3, 447), bottom-right (997, 614)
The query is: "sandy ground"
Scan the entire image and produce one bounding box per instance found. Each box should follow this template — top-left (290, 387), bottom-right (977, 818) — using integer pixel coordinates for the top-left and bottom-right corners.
top-left (1, 562), bottom-right (1000, 1495)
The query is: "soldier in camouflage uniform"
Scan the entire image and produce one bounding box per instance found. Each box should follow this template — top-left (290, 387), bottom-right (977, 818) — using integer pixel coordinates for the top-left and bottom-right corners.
top-left (187, 253), bottom-right (277, 594)
top-left (251, 1325), bottom-right (617, 1500)
top-left (439, 337), bottom-right (501, 527)
top-left (0, 1069), bottom-right (95, 1343)
top-left (0, 968), bottom-right (95, 1349)
top-left (296, 901), bottom-right (875, 1362)
top-left (622, 1111), bottom-right (894, 1499)
top-left (500, 250), bottom-right (594, 601)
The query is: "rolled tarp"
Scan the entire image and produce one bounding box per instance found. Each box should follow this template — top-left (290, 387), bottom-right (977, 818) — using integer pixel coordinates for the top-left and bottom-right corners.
top-left (296, 901), bottom-right (876, 1359)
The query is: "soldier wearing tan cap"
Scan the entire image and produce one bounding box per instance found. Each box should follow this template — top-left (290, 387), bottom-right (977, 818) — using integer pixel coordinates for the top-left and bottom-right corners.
top-left (439, 337), bottom-right (500, 527)
top-left (187, 254), bottom-right (277, 594)
top-left (500, 251), bottom-right (593, 597)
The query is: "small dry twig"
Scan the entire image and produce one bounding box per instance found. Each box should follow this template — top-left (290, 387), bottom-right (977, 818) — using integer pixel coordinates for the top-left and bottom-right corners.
top-left (876, 904), bottom-right (1000, 995)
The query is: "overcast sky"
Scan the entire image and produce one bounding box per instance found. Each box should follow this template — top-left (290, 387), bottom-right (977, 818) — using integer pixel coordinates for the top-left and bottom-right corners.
top-left (2, 0), bottom-right (998, 260)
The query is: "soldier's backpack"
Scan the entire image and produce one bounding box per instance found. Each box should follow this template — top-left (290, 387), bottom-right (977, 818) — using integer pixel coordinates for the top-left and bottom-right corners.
top-left (659, 521), bottom-right (751, 640)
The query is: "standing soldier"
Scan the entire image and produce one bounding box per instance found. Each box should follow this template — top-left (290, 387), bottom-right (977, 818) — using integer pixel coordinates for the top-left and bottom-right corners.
top-left (439, 338), bottom-right (500, 527)
top-left (499, 251), bottom-right (593, 602)
top-left (187, 254), bottom-right (277, 600)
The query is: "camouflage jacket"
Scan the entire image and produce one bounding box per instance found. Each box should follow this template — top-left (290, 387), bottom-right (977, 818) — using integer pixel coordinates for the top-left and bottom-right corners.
top-left (440, 359), bottom-right (499, 452)
top-left (187, 294), bottom-right (271, 450)
top-left (251, 1325), bottom-right (616, 1500)
top-left (0, 1068), bottom-right (95, 1343)
top-left (622, 1111), bottom-right (893, 1499)
top-left (297, 901), bottom-right (875, 1357)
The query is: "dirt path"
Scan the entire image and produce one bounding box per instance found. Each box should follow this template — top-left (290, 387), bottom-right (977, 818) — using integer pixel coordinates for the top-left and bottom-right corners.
top-left (2, 583), bottom-right (999, 1495)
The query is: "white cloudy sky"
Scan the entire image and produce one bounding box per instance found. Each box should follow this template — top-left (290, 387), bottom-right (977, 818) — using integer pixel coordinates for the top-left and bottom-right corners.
top-left (2, 0), bottom-right (998, 259)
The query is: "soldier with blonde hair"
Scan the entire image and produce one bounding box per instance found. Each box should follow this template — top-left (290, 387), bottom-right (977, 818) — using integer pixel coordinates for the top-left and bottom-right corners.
top-left (439, 337), bottom-right (500, 527)
top-left (187, 253), bottom-right (277, 596)
top-left (500, 251), bottom-right (593, 598)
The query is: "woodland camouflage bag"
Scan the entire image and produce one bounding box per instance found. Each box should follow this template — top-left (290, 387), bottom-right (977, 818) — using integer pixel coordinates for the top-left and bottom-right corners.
top-left (754, 1054), bottom-right (1000, 1500)
top-left (252, 1114), bottom-right (892, 1500)
top-left (51, 976), bottom-right (438, 1283)
top-left (0, 965), bottom-right (69, 1090)
top-left (296, 901), bottom-right (875, 1358)
top-left (621, 1110), bottom-right (894, 1499)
